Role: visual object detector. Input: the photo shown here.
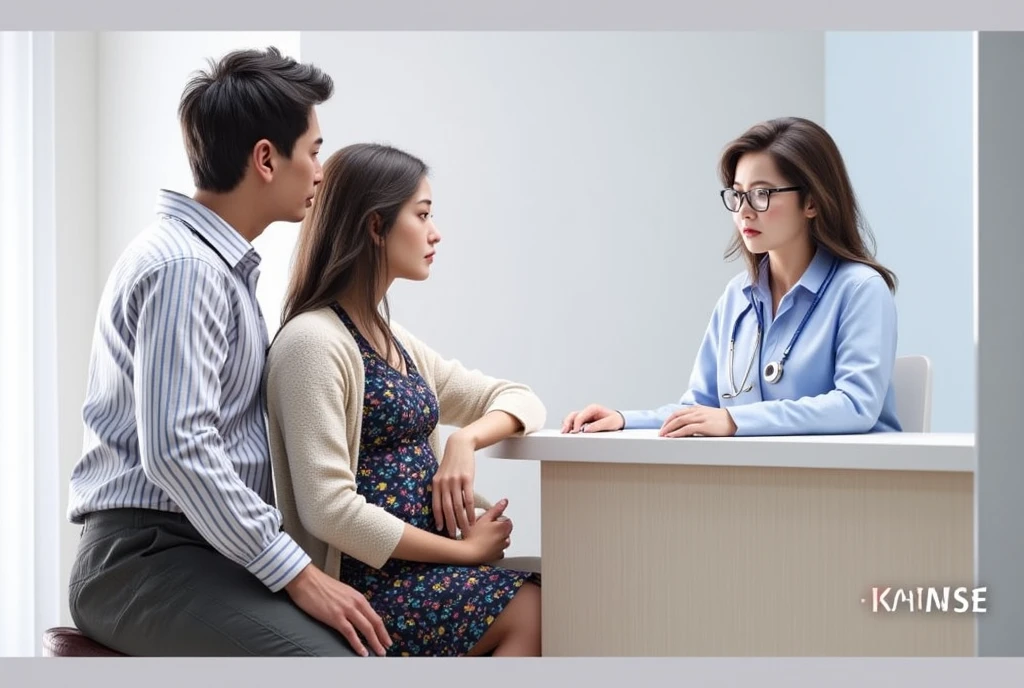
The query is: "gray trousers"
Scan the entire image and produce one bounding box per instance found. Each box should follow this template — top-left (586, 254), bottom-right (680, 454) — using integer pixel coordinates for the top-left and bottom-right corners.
top-left (68, 508), bottom-right (360, 657)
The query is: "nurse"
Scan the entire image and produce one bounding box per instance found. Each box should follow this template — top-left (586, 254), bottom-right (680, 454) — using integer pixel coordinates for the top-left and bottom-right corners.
top-left (562, 117), bottom-right (902, 437)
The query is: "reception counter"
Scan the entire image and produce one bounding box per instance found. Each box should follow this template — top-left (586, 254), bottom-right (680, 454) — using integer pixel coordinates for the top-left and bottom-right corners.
top-left (482, 429), bottom-right (976, 656)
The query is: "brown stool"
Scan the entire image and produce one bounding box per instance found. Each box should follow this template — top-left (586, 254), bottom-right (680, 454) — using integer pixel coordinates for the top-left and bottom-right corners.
top-left (42, 627), bottom-right (126, 657)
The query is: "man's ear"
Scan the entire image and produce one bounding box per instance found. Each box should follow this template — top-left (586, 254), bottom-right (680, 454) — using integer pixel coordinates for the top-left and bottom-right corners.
top-left (252, 139), bottom-right (276, 182)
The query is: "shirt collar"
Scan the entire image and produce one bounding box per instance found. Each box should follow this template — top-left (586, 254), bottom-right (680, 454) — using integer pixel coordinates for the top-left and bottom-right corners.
top-left (154, 189), bottom-right (257, 270)
top-left (794, 244), bottom-right (835, 294)
top-left (743, 244), bottom-right (834, 301)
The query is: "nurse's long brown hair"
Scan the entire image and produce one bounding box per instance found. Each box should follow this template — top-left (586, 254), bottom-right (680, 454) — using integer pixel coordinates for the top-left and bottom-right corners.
top-left (719, 117), bottom-right (898, 292)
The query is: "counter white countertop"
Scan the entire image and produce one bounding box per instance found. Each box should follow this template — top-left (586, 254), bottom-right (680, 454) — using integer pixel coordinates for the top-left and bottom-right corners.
top-left (481, 429), bottom-right (975, 473)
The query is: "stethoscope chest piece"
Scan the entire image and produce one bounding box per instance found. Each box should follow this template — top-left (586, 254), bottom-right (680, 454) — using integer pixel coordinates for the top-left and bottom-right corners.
top-left (720, 256), bottom-right (840, 400)
top-left (762, 360), bottom-right (783, 384)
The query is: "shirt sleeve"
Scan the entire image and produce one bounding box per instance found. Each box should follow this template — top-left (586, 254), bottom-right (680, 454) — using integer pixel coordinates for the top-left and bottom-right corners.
top-left (131, 258), bottom-right (310, 591)
top-left (394, 325), bottom-right (547, 434)
top-left (726, 274), bottom-right (898, 436)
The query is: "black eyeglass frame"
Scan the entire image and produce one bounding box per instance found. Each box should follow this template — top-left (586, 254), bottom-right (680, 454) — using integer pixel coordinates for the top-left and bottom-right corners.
top-left (720, 185), bottom-right (802, 212)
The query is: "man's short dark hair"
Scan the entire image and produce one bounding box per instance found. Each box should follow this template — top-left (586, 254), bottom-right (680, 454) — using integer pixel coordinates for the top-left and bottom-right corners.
top-left (178, 46), bottom-right (334, 193)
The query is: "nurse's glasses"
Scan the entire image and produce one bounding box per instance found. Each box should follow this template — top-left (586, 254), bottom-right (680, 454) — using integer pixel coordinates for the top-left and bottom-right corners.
top-left (720, 186), bottom-right (802, 213)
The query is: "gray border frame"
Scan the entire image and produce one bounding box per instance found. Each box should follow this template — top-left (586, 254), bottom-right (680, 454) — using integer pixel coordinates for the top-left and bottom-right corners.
top-left (13, 657), bottom-right (1024, 685)
top-left (2, 0), bottom-right (1023, 683)
top-left (1, 1), bottom-right (1024, 30)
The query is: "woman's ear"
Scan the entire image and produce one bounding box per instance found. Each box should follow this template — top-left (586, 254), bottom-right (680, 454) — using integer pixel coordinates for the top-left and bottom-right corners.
top-left (368, 212), bottom-right (384, 246)
top-left (803, 195), bottom-right (818, 219)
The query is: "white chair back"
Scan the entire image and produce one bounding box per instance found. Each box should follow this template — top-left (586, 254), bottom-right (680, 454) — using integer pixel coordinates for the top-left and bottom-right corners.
top-left (892, 355), bottom-right (933, 432)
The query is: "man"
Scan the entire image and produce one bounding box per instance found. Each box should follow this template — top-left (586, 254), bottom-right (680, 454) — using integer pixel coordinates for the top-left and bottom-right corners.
top-left (67, 46), bottom-right (391, 657)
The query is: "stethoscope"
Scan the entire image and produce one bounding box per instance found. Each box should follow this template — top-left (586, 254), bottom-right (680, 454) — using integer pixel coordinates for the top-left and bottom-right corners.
top-left (722, 258), bottom-right (839, 399)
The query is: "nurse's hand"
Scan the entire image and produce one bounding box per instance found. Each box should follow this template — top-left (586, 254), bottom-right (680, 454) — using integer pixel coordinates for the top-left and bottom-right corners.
top-left (560, 404), bottom-right (625, 433)
top-left (659, 405), bottom-right (737, 437)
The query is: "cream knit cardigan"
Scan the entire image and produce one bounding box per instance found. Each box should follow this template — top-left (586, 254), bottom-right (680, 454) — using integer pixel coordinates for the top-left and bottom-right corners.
top-left (265, 306), bottom-right (547, 579)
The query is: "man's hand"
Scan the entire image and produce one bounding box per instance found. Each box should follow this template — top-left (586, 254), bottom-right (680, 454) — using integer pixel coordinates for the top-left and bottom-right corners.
top-left (284, 564), bottom-right (392, 656)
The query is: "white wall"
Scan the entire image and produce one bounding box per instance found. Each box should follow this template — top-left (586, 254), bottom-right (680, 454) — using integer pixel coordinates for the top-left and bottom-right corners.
top-left (53, 31), bottom-right (99, 629)
top-left (301, 31), bottom-right (826, 557)
top-left (824, 32), bottom-right (974, 433)
top-left (2, 29), bottom-right (44, 657)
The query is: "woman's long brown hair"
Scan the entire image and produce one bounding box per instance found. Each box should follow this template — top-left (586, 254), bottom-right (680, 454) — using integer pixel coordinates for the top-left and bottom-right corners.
top-left (280, 143), bottom-right (429, 364)
top-left (719, 117), bottom-right (897, 292)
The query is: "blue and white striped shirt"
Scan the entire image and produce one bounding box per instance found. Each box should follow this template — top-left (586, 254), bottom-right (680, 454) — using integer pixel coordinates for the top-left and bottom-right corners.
top-left (68, 190), bottom-right (311, 592)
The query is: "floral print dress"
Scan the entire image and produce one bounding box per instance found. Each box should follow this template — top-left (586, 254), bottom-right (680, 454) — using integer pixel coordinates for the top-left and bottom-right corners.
top-left (332, 305), bottom-right (536, 656)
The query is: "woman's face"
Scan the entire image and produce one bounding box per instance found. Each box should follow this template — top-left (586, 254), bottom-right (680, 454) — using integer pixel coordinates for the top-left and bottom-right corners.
top-left (727, 151), bottom-right (816, 256)
top-left (384, 176), bottom-right (442, 282)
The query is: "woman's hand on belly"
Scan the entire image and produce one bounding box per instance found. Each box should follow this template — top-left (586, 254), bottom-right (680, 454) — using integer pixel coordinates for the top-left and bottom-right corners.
top-left (433, 432), bottom-right (478, 537)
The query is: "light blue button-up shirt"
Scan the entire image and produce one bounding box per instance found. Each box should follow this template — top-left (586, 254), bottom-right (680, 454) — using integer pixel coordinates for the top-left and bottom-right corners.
top-left (620, 246), bottom-right (902, 435)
